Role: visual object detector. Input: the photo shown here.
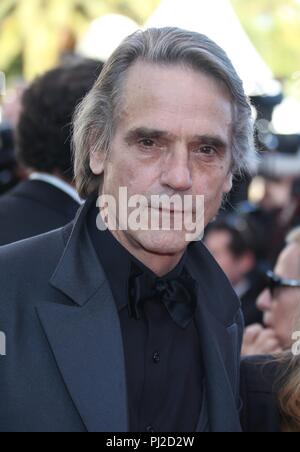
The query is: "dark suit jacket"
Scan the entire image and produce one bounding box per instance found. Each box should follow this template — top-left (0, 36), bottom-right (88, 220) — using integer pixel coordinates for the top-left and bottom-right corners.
top-left (0, 198), bottom-right (244, 432)
top-left (0, 179), bottom-right (80, 246)
top-left (240, 357), bottom-right (281, 432)
top-left (241, 272), bottom-right (265, 327)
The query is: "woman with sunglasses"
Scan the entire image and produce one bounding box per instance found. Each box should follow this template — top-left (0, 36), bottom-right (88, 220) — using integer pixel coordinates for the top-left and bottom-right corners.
top-left (256, 228), bottom-right (300, 352)
top-left (242, 227), bottom-right (300, 357)
top-left (240, 227), bottom-right (300, 431)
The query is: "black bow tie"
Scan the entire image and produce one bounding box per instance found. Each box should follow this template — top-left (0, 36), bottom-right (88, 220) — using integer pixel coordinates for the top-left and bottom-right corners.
top-left (128, 265), bottom-right (198, 328)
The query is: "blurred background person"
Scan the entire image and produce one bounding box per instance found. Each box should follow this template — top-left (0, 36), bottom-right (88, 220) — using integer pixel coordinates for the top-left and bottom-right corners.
top-left (205, 216), bottom-right (265, 326)
top-left (239, 175), bottom-right (300, 267)
top-left (257, 227), bottom-right (300, 349)
top-left (0, 58), bottom-right (103, 246)
top-left (0, 123), bottom-right (21, 195)
top-left (0, 73), bottom-right (26, 195)
top-left (2, 80), bottom-right (26, 129)
top-left (242, 227), bottom-right (300, 356)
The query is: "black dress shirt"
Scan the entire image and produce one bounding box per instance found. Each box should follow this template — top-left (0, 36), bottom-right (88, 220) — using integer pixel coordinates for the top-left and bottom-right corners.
top-left (87, 201), bottom-right (203, 432)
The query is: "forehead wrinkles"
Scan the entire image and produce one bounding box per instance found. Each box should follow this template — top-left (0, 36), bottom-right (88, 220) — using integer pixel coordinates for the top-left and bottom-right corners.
top-left (117, 61), bottom-right (233, 122)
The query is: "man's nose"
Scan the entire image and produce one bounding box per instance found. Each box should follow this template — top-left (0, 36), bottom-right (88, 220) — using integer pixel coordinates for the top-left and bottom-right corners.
top-left (160, 148), bottom-right (192, 192)
top-left (257, 289), bottom-right (273, 313)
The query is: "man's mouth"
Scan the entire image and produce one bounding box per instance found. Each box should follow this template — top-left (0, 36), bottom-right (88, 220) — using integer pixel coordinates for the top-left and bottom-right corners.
top-left (149, 206), bottom-right (194, 215)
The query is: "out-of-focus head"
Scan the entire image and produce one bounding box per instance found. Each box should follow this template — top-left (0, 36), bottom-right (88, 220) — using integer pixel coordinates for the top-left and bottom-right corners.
top-left (257, 227), bottom-right (300, 349)
top-left (205, 217), bottom-right (256, 286)
top-left (261, 176), bottom-right (294, 211)
top-left (16, 59), bottom-right (103, 182)
top-left (0, 124), bottom-right (20, 194)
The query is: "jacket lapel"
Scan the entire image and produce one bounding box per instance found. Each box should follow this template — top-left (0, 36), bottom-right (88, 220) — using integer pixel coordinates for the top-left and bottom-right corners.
top-left (36, 198), bottom-right (242, 432)
top-left (36, 199), bottom-right (129, 432)
top-left (187, 242), bottom-right (242, 433)
top-left (195, 302), bottom-right (242, 432)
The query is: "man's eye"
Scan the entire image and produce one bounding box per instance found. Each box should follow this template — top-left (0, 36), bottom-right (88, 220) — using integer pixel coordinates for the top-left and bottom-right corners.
top-left (195, 146), bottom-right (216, 156)
top-left (139, 139), bottom-right (155, 148)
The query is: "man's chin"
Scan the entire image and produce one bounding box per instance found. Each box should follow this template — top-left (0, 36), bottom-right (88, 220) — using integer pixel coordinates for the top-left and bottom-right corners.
top-left (131, 230), bottom-right (190, 256)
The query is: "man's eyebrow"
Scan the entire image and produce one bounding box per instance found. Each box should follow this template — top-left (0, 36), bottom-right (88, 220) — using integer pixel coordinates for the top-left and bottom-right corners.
top-left (125, 128), bottom-right (174, 142)
top-left (192, 135), bottom-right (229, 148)
top-left (125, 128), bottom-right (229, 148)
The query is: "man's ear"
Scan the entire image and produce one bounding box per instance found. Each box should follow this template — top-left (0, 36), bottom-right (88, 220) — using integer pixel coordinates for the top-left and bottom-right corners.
top-left (223, 173), bottom-right (233, 194)
top-left (90, 149), bottom-right (105, 176)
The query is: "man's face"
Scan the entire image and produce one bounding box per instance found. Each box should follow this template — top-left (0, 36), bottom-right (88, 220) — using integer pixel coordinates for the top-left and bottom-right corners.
top-left (91, 61), bottom-right (233, 257)
top-left (257, 243), bottom-right (300, 349)
top-left (262, 178), bottom-right (293, 211)
top-left (205, 230), bottom-right (244, 285)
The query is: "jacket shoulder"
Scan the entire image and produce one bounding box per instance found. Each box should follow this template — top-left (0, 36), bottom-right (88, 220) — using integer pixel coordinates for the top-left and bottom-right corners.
top-left (0, 226), bottom-right (65, 262)
top-left (0, 226), bottom-right (67, 291)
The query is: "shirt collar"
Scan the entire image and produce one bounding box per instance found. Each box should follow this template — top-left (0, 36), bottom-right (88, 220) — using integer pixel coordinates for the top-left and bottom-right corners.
top-left (86, 197), bottom-right (187, 312)
top-left (29, 172), bottom-right (83, 205)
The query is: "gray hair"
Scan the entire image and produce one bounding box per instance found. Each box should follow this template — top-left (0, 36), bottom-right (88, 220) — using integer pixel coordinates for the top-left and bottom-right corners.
top-left (73, 27), bottom-right (256, 198)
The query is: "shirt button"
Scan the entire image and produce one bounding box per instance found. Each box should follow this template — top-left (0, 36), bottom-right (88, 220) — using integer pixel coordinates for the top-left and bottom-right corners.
top-left (146, 425), bottom-right (155, 433)
top-left (152, 351), bottom-right (160, 364)
top-left (156, 281), bottom-right (166, 292)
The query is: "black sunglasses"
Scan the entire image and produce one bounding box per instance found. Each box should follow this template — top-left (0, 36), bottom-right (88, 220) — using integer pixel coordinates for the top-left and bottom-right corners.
top-left (265, 270), bottom-right (300, 296)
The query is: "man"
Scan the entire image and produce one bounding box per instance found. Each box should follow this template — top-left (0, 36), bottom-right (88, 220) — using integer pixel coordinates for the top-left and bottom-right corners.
top-left (239, 176), bottom-right (300, 267)
top-left (0, 59), bottom-right (102, 245)
top-left (0, 28), bottom-right (256, 432)
top-left (242, 227), bottom-right (300, 356)
top-left (205, 217), bottom-right (264, 326)
top-left (0, 124), bottom-right (20, 195)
